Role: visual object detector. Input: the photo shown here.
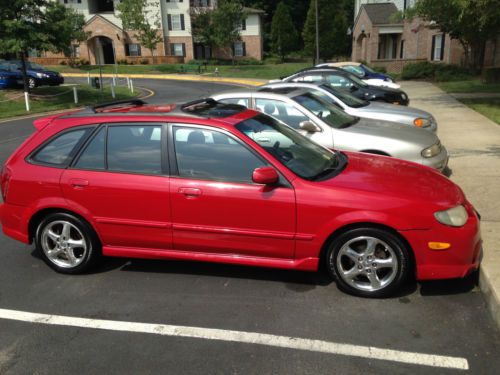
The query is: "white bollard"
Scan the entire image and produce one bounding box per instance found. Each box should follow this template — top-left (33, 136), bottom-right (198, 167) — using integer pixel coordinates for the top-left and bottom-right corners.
top-left (87, 72), bottom-right (90, 85)
top-left (73, 87), bottom-right (78, 104)
top-left (112, 75), bottom-right (116, 86)
top-left (130, 79), bottom-right (134, 93)
top-left (126, 77), bottom-right (130, 90)
top-left (24, 92), bottom-right (30, 112)
top-left (111, 84), bottom-right (115, 99)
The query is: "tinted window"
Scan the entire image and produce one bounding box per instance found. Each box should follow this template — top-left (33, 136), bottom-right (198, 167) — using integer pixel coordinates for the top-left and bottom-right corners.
top-left (255, 99), bottom-right (309, 129)
top-left (292, 74), bottom-right (323, 83)
top-left (33, 129), bottom-right (91, 166)
top-left (75, 127), bottom-right (105, 170)
top-left (218, 98), bottom-right (250, 107)
top-left (174, 127), bottom-right (265, 183)
top-left (107, 125), bottom-right (162, 174)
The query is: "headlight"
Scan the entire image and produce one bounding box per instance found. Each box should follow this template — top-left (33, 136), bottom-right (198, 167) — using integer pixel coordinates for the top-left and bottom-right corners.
top-left (401, 93), bottom-right (407, 100)
top-left (434, 205), bottom-right (468, 227)
top-left (36, 72), bottom-right (44, 78)
top-left (385, 77), bottom-right (394, 82)
top-left (414, 117), bottom-right (431, 128)
top-left (421, 142), bottom-right (441, 158)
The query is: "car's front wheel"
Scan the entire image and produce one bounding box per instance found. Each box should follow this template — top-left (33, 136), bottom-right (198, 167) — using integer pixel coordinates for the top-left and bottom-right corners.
top-left (35, 213), bottom-right (101, 274)
top-left (28, 77), bottom-right (37, 89)
top-left (327, 227), bottom-right (411, 298)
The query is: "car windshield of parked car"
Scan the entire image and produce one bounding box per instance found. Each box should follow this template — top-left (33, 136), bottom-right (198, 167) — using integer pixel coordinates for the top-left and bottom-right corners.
top-left (235, 114), bottom-right (341, 180)
top-left (361, 64), bottom-right (377, 74)
top-left (344, 72), bottom-right (369, 87)
top-left (343, 65), bottom-right (365, 77)
top-left (318, 84), bottom-right (369, 108)
top-left (292, 92), bottom-right (357, 128)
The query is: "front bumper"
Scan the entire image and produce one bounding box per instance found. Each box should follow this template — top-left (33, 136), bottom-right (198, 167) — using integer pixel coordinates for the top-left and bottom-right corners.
top-left (421, 145), bottom-right (449, 172)
top-left (36, 76), bottom-right (64, 86)
top-left (401, 202), bottom-right (482, 280)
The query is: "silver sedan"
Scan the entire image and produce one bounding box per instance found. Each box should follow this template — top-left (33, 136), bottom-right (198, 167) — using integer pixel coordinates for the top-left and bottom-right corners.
top-left (261, 82), bottom-right (438, 132)
top-left (211, 89), bottom-right (448, 171)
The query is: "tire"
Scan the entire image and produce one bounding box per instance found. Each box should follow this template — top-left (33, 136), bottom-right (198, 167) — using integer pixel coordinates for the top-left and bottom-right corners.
top-left (326, 227), bottom-right (411, 298)
top-left (35, 212), bottom-right (101, 274)
top-left (28, 77), bottom-right (37, 89)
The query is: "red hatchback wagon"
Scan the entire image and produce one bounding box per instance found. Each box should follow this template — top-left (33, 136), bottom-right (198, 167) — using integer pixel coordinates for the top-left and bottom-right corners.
top-left (0, 99), bottom-right (482, 297)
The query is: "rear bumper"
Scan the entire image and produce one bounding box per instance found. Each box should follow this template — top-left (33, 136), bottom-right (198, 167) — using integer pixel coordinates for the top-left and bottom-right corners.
top-left (401, 207), bottom-right (482, 280)
top-left (0, 202), bottom-right (30, 243)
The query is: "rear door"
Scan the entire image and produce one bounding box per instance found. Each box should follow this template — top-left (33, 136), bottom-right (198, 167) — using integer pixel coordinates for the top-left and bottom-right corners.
top-left (60, 123), bottom-right (172, 250)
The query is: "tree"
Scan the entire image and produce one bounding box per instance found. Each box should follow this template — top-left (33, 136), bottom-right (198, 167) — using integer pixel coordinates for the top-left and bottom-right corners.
top-left (190, 0), bottom-right (246, 62)
top-left (304, 0), bottom-right (352, 62)
top-left (0, 0), bottom-right (87, 92)
top-left (117, 0), bottom-right (163, 61)
top-left (270, 2), bottom-right (298, 62)
top-left (407, 0), bottom-right (500, 71)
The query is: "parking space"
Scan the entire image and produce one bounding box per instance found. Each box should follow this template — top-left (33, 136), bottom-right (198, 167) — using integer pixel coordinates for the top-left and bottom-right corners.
top-left (0, 79), bottom-right (499, 374)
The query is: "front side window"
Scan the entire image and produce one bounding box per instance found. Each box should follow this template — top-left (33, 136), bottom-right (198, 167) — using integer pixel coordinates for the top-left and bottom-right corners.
top-left (292, 93), bottom-right (356, 129)
top-left (255, 98), bottom-right (309, 129)
top-left (32, 128), bottom-right (92, 166)
top-left (173, 126), bottom-right (265, 183)
top-left (236, 114), bottom-right (341, 180)
top-left (107, 125), bottom-right (162, 175)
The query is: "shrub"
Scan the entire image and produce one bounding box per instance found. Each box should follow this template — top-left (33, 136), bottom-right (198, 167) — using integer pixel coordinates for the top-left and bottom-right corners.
top-left (117, 59), bottom-right (129, 65)
top-left (372, 65), bottom-right (387, 73)
top-left (401, 62), bottom-right (472, 81)
top-left (483, 67), bottom-right (500, 83)
top-left (60, 60), bottom-right (67, 65)
top-left (140, 59), bottom-right (149, 65)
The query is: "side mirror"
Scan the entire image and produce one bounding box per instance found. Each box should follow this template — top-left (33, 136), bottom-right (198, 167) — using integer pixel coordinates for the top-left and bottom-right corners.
top-left (252, 167), bottom-right (279, 185)
top-left (349, 85), bottom-right (358, 92)
top-left (299, 121), bottom-right (321, 132)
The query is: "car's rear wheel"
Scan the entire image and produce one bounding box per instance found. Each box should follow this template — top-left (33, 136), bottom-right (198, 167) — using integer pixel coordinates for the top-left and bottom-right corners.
top-left (35, 213), bottom-right (101, 274)
top-left (326, 228), bottom-right (410, 297)
top-left (28, 77), bottom-right (37, 89)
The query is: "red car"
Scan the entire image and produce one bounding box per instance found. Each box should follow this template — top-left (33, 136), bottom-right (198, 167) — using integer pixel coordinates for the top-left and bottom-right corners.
top-left (0, 99), bottom-right (482, 297)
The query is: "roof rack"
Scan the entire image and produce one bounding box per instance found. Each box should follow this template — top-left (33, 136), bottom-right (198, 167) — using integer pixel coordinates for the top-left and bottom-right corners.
top-left (92, 99), bottom-right (146, 113)
top-left (181, 98), bottom-right (218, 112)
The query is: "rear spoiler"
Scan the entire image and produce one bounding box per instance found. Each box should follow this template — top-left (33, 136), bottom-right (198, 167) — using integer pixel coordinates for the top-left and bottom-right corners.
top-left (32, 111), bottom-right (76, 131)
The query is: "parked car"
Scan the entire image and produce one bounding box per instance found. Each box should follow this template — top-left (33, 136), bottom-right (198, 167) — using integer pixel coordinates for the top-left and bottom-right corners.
top-left (316, 61), bottom-right (400, 89)
top-left (0, 99), bottom-right (481, 297)
top-left (261, 82), bottom-right (437, 132)
top-left (211, 89), bottom-right (448, 171)
top-left (278, 68), bottom-right (410, 105)
top-left (0, 61), bottom-right (23, 89)
top-left (7, 60), bottom-right (64, 89)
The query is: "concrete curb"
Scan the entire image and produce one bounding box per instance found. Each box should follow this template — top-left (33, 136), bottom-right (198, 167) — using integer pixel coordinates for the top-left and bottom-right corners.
top-left (480, 264), bottom-right (500, 328)
top-left (62, 73), bottom-right (266, 87)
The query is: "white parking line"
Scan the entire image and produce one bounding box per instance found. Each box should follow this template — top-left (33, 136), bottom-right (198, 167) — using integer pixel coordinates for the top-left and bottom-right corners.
top-left (0, 308), bottom-right (468, 370)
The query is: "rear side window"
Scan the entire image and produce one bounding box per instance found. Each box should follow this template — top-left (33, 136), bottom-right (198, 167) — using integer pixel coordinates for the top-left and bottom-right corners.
top-left (75, 127), bottom-right (105, 170)
top-left (107, 125), bottom-right (162, 174)
top-left (32, 128), bottom-right (92, 166)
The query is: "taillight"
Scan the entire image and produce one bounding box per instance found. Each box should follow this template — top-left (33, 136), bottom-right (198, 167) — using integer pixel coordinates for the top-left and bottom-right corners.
top-left (1, 166), bottom-right (11, 202)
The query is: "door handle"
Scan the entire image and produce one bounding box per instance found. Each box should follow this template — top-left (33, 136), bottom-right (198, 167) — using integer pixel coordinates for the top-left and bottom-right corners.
top-left (69, 178), bottom-right (89, 188)
top-left (178, 187), bottom-right (202, 197)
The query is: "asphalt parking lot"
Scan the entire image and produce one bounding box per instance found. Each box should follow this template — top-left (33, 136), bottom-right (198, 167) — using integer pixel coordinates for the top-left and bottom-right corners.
top-left (0, 79), bottom-right (499, 374)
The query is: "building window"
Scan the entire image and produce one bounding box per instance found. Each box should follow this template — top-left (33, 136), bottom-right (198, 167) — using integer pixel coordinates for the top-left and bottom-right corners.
top-left (171, 43), bottom-right (186, 57)
top-left (432, 34), bottom-right (445, 61)
top-left (190, 0), bottom-right (211, 7)
top-left (233, 42), bottom-right (246, 57)
top-left (168, 14), bottom-right (185, 31)
top-left (71, 45), bottom-right (80, 58)
top-left (126, 44), bottom-right (142, 57)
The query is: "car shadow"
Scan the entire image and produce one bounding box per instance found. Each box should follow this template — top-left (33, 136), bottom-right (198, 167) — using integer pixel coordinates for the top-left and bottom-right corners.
top-left (419, 271), bottom-right (479, 296)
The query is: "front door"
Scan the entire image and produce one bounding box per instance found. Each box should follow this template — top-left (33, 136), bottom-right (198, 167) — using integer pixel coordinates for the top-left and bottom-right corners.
top-left (169, 125), bottom-right (296, 259)
top-left (60, 124), bottom-right (172, 250)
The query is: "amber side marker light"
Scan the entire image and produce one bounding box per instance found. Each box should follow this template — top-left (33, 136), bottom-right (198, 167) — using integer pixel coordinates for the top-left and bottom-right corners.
top-left (414, 118), bottom-right (424, 127)
top-left (428, 242), bottom-right (451, 250)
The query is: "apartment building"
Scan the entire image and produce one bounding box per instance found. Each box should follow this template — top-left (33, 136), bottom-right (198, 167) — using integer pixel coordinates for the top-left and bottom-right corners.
top-left (39, 0), bottom-right (264, 64)
top-left (352, 0), bottom-right (499, 72)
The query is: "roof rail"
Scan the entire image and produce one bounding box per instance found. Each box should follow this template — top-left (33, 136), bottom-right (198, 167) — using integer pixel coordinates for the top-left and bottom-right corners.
top-left (181, 98), bottom-right (217, 112)
top-left (92, 99), bottom-right (146, 113)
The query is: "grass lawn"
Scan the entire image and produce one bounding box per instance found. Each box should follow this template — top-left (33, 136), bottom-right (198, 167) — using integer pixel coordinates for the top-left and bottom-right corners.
top-left (50, 62), bottom-right (311, 80)
top-left (0, 85), bottom-right (137, 119)
top-left (437, 79), bottom-right (500, 94)
top-left (459, 98), bottom-right (500, 125)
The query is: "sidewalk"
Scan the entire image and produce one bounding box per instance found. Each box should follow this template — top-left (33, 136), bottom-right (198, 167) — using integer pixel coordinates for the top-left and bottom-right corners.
top-left (401, 81), bottom-right (500, 326)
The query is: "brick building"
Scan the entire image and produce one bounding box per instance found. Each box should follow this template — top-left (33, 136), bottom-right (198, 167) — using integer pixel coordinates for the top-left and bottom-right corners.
top-left (34, 0), bottom-right (264, 64)
top-left (352, 0), bottom-right (500, 73)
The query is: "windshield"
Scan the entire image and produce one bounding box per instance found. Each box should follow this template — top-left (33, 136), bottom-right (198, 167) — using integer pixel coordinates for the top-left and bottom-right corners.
top-left (235, 114), bottom-right (343, 180)
top-left (361, 64), bottom-right (376, 74)
top-left (344, 72), bottom-right (369, 87)
top-left (292, 92), bottom-right (357, 128)
top-left (318, 84), bottom-right (369, 108)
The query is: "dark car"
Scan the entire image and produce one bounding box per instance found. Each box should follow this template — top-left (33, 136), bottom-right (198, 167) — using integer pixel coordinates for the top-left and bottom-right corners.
top-left (0, 61), bottom-right (23, 90)
top-left (316, 62), bottom-right (395, 83)
top-left (279, 68), bottom-right (409, 106)
top-left (8, 60), bottom-right (64, 89)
